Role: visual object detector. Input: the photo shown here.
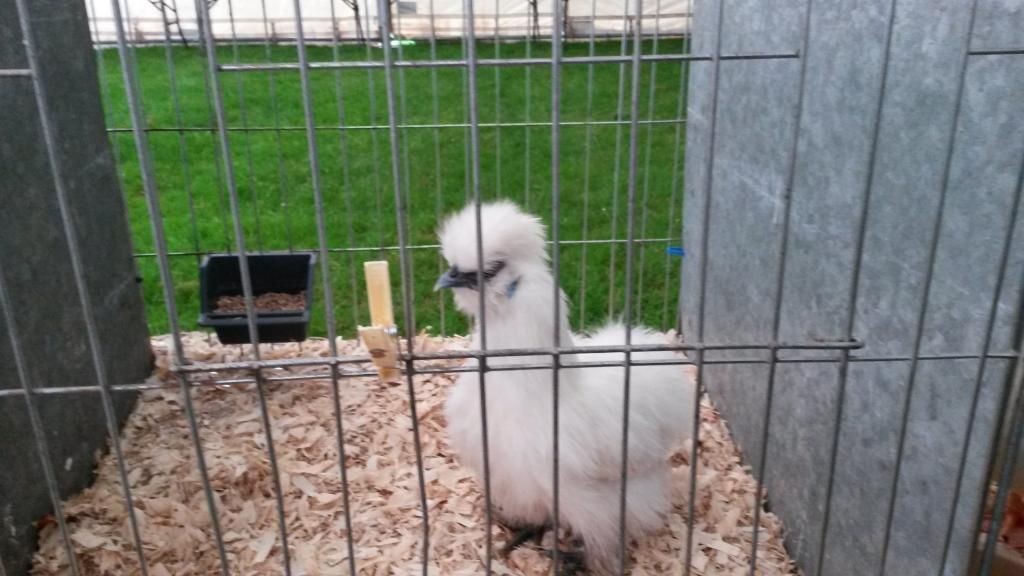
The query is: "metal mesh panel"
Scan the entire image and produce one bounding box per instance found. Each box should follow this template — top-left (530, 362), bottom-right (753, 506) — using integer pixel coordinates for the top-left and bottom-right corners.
top-left (3, 0), bottom-right (1023, 574)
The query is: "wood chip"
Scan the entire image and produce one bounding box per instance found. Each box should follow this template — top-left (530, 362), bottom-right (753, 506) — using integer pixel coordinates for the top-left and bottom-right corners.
top-left (31, 331), bottom-right (796, 575)
top-left (695, 531), bottom-right (743, 558)
top-left (292, 475), bottom-right (318, 498)
top-left (251, 531), bottom-right (277, 564)
top-left (691, 547), bottom-right (710, 573)
top-left (70, 530), bottom-right (106, 550)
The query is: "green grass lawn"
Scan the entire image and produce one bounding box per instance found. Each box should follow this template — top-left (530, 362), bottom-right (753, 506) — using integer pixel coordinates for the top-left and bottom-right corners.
top-left (99, 39), bottom-right (689, 339)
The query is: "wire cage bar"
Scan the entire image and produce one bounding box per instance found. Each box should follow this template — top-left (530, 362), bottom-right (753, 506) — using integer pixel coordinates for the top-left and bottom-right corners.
top-left (3, 0), bottom-right (1023, 575)
top-left (678, 2), bottom-right (1024, 576)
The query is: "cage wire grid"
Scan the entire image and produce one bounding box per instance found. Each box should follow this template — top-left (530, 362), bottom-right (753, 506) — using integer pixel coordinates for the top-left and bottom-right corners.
top-left (85, 6), bottom-right (699, 43)
top-left (3, 0), bottom-right (1024, 575)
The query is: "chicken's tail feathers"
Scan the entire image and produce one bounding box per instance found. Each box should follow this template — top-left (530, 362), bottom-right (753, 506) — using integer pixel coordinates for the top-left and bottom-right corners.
top-left (576, 320), bottom-right (683, 361)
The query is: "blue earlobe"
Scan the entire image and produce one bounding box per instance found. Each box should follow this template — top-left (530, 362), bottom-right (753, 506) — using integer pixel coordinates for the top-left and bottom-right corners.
top-left (505, 277), bottom-right (521, 298)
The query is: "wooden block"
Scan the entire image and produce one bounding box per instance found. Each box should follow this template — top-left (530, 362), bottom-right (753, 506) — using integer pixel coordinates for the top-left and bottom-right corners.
top-left (358, 325), bottom-right (401, 383)
top-left (363, 261), bottom-right (394, 326)
top-left (359, 260), bottom-right (400, 383)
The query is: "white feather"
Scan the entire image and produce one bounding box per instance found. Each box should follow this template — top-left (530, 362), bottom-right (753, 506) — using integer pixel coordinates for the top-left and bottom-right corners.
top-left (441, 201), bottom-right (696, 574)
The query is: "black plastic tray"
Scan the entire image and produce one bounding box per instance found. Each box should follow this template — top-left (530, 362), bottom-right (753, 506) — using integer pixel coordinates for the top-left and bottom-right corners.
top-left (198, 252), bottom-right (316, 344)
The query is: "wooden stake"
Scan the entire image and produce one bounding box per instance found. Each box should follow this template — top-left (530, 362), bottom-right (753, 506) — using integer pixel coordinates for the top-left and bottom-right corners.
top-left (358, 261), bottom-right (401, 383)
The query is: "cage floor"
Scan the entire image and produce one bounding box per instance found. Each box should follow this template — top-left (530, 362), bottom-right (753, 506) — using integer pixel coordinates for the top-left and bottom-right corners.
top-left (32, 332), bottom-right (795, 575)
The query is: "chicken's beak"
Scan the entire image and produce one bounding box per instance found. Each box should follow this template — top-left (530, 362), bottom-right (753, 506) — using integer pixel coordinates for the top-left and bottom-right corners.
top-left (434, 267), bottom-right (470, 291)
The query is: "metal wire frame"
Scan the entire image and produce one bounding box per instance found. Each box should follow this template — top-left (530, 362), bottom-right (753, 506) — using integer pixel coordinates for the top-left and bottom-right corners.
top-left (182, 339), bottom-right (864, 369)
top-left (217, 51), bottom-right (798, 73)
top-left (630, 0), bottom-right (663, 321)
top-left (612, 0), bottom-right (646, 571)
top-left (976, 339), bottom-right (1024, 574)
top-left (123, 6), bottom-right (239, 574)
top-left (677, 4), bottom-right (1022, 575)
top-left (327, 0), bottom-right (364, 334)
top-left (460, 13), bottom-right (473, 207)
top-left (394, 0), bottom-right (415, 259)
top-left (97, 0), bottom-right (236, 254)
top-left (14, 1), bottom-right (1019, 575)
top-left (721, 0), bottom-right (1024, 574)
top-left (811, 0), bottom-right (901, 569)
top-left (94, 0), bottom-right (704, 340)
top-left (106, 0), bottom-right (702, 344)
top-left (961, 130), bottom-right (1024, 576)
top-left (131, 237), bottom-right (676, 259)
top-left (375, 0), bottom-right (433, 572)
top-left (195, 0), bottom-right (294, 571)
top-left (92, 30), bottom-right (710, 47)
top-left (606, 0), bottom-right (632, 320)
top-left (10, 0), bottom-right (151, 573)
top-left (289, 0), bottom-right (360, 572)
top-left (550, 0), bottom-right (566, 571)
top-left (744, 0), bottom-right (815, 570)
top-left (362, 2), bottom-right (388, 259)
top-left (259, 0), bottom-right (296, 253)
top-left (679, 0), bottom-right (1020, 574)
top-left (575, 0), bottom-right (600, 329)
top-left (522, 2), bottom-right (534, 211)
top-left (874, 0), bottom-right (983, 570)
top-left (426, 0), bottom-right (448, 335)
top-left (154, 0), bottom-right (203, 265)
top-left (0, 259), bottom-right (83, 576)
top-left (97, 8), bottom-right (897, 573)
top-left (86, 10), bottom-right (696, 39)
top-left (683, 0), bottom-right (725, 570)
top-left (226, 0), bottom-right (268, 253)
top-left (462, 0), bottom-right (498, 570)
top-left (110, 2), bottom-right (234, 569)
top-left (492, 0), bottom-right (503, 202)
top-left (112, 10), bottom-right (230, 569)
top-left (663, 0), bottom-right (691, 330)
top-left (5, 350), bottom-right (1023, 400)
top-left (86, 11), bottom-right (697, 44)
top-left (936, 21), bottom-right (1024, 576)
top-left (107, 118), bottom-right (690, 133)
top-left (969, 47), bottom-right (1024, 57)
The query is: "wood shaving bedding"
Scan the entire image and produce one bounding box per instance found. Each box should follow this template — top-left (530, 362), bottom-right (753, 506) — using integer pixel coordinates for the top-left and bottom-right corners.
top-left (32, 332), bottom-right (796, 575)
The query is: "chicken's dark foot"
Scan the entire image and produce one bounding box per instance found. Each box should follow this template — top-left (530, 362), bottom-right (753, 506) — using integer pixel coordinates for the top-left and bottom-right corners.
top-left (500, 523), bottom-right (550, 557)
top-left (500, 523), bottom-right (586, 574)
top-left (542, 540), bottom-right (586, 576)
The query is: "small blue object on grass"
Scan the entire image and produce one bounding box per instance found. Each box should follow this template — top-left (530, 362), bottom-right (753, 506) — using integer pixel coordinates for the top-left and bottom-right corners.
top-left (666, 246), bottom-right (685, 257)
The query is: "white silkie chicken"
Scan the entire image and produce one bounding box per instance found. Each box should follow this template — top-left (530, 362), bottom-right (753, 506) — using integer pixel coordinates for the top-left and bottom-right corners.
top-left (436, 200), bottom-right (696, 575)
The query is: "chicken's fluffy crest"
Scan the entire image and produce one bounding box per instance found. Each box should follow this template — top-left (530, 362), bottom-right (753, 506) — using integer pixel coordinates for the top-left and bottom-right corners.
top-left (438, 200), bottom-right (548, 272)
